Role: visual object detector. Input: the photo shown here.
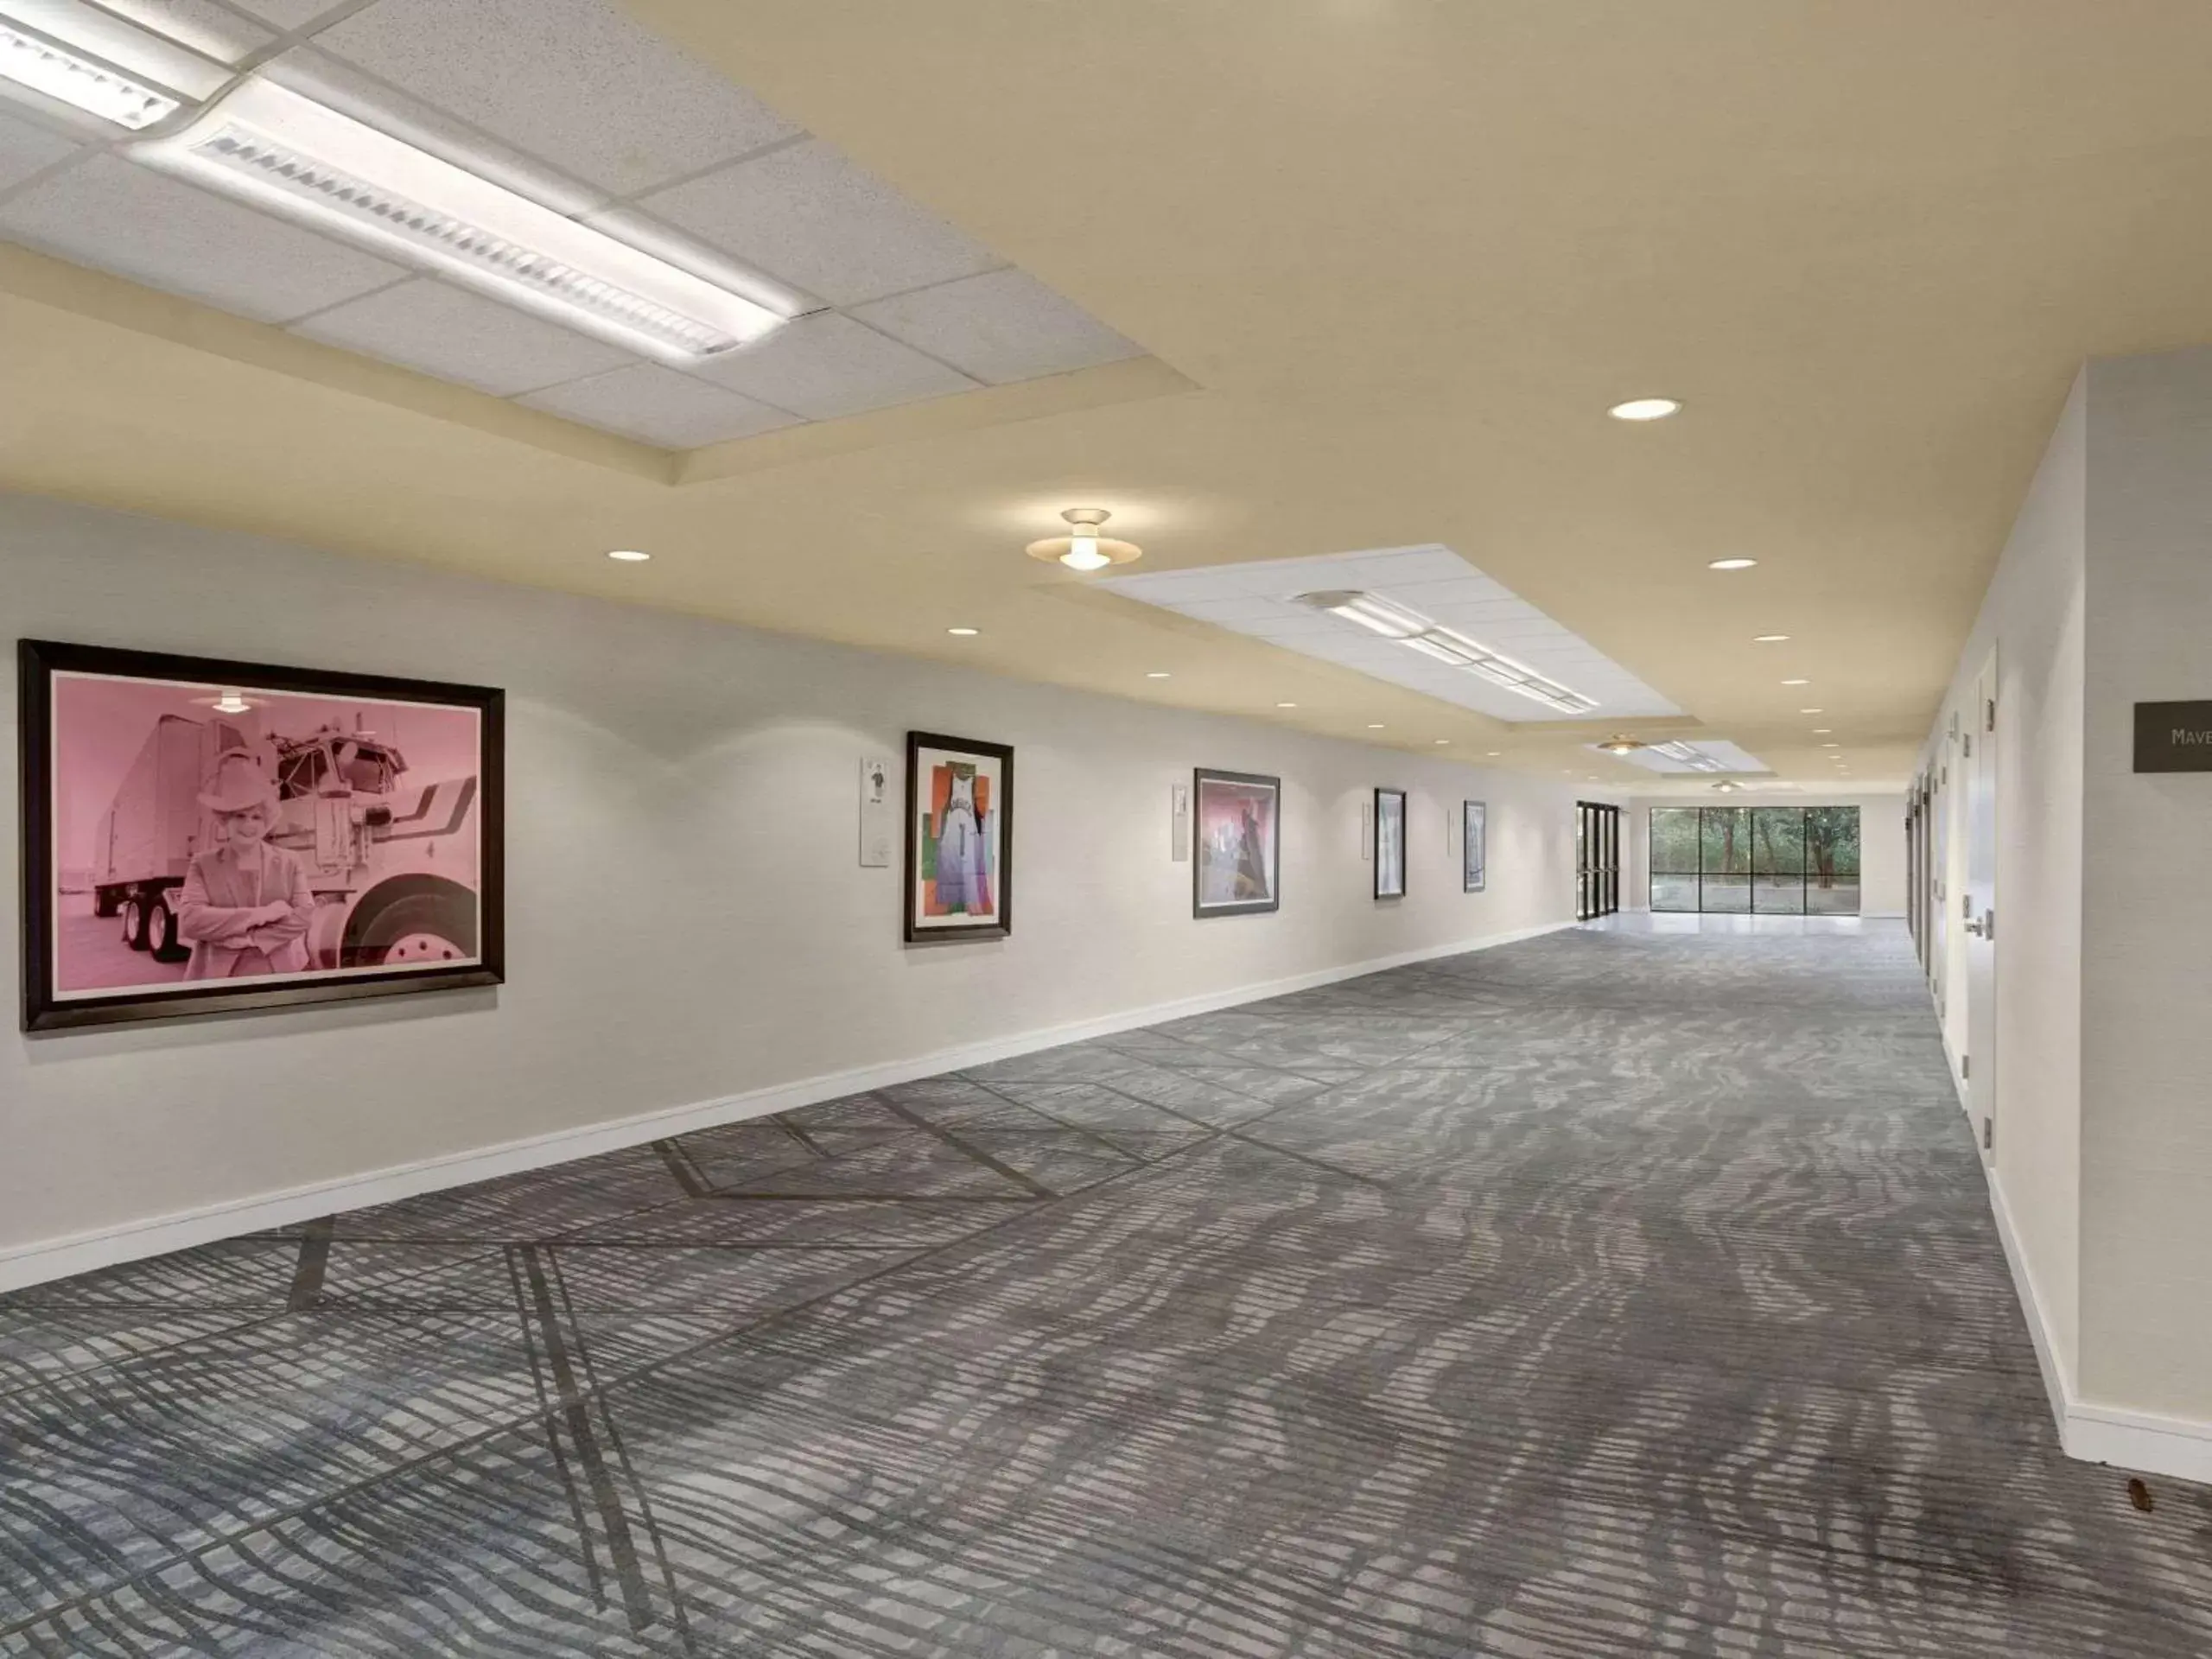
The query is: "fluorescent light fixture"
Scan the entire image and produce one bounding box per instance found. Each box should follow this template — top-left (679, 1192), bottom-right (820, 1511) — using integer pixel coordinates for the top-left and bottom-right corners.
top-left (1752, 634), bottom-right (1789, 643)
top-left (0, 16), bottom-right (179, 127)
top-left (946, 626), bottom-right (979, 637)
top-left (1147, 671), bottom-right (1171, 679)
top-left (1609, 397), bottom-right (1681, 422)
top-left (1707, 557), bottom-right (1757, 570)
top-left (130, 77), bottom-right (787, 364)
top-left (1782, 677), bottom-right (1810, 686)
top-left (1275, 701), bottom-right (1298, 709)
top-left (606, 548), bottom-right (651, 563)
top-left (1291, 589), bottom-right (1599, 716)
top-left (1647, 740), bottom-right (1730, 773)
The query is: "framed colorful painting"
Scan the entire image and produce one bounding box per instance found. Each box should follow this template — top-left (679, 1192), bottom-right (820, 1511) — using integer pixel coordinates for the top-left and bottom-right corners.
top-left (1192, 768), bottom-right (1280, 918)
top-left (19, 639), bottom-right (504, 1032)
top-left (1463, 799), bottom-right (1487, 893)
top-left (1374, 786), bottom-right (1408, 899)
top-left (905, 731), bottom-right (1012, 943)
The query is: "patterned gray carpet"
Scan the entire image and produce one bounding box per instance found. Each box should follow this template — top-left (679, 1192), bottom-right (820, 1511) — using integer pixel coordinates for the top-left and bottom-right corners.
top-left (3, 923), bottom-right (2207, 1656)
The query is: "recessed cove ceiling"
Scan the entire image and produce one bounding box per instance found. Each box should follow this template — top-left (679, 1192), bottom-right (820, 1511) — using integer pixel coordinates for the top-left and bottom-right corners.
top-left (0, 0), bottom-right (1143, 449)
top-left (1102, 546), bottom-right (1681, 724)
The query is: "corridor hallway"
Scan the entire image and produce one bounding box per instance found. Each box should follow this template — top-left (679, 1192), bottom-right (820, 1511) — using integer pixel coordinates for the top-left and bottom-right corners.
top-left (3, 925), bottom-right (2206, 1656)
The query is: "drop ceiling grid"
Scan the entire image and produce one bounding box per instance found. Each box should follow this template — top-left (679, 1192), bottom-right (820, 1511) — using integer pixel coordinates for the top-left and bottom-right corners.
top-left (1103, 545), bottom-right (1684, 724)
top-left (0, 0), bottom-right (1145, 446)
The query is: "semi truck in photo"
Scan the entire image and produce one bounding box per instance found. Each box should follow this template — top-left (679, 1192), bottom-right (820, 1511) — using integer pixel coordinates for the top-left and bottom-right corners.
top-left (90, 712), bottom-right (480, 971)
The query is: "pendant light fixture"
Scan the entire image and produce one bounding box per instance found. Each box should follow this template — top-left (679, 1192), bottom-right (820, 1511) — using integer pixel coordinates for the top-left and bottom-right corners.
top-left (1026, 508), bottom-right (1142, 572)
top-left (1596, 734), bottom-right (1645, 755)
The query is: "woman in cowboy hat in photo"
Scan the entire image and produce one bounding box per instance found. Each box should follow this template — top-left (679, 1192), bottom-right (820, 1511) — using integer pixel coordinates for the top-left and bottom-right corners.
top-left (175, 748), bottom-right (315, 981)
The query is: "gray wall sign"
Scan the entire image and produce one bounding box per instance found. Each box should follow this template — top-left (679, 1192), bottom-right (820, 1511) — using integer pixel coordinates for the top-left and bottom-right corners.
top-left (2134, 702), bottom-right (2212, 772)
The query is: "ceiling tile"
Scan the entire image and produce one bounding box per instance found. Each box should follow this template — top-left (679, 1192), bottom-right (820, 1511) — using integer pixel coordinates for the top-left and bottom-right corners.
top-left (0, 107), bottom-right (81, 193)
top-left (0, 155), bottom-right (404, 322)
top-left (226, 0), bottom-right (349, 26)
top-left (518, 363), bottom-right (800, 448)
top-left (851, 269), bottom-right (1142, 385)
top-left (97, 0), bottom-right (274, 65)
top-left (290, 278), bottom-right (639, 397)
top-left (691, 312), bottom-right (977, 421)
top-left (639, 139), bottom-right (1001, 308)
top-left (314, 0), bottom-right (798, 195)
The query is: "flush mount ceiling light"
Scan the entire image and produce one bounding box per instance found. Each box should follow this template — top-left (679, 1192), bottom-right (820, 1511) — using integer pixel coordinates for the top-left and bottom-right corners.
top-left (0, 13), bottom-right (181, 127)
top-left (1710, 780), bottom-right (1743, 793)
top-left (606, 548), bottom-right (650, 563)
top-left (192, 688), bottom-right (260, 715)
top-left (1596, 734), bottom-right (1645, 755)
top-left (1608, 397), bottom-right (1681, 422)
top-left (131, 77), bottom-right (787, 364)
top-left (1025, 507), bottom-right (1142, 572)
top-left (1707, 558), bottom-right (1758, 570)
top-left (1291, 589), bottom-right (1599, 716)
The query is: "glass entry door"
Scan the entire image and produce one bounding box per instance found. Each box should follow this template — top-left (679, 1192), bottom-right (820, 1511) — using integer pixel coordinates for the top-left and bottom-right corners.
top-left (1577, 801), bottom-right (1621, 920)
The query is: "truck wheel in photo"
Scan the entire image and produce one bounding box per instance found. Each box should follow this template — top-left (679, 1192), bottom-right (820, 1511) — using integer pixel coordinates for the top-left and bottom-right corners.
top-left (344, 878), bottom-right (477, 969)
top-left (147, 893), bottom-right (189, 964)
top-left (120, 894), bottom-right (149, 952)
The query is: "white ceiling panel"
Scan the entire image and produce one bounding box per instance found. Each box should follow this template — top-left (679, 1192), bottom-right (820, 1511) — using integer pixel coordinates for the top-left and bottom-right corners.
top-left (98, 0), bottom-right (274, 65)
top-left (226, 0), bottom-right (349, 26)
top-left (1102, 545), bottom-right (1681, 724)
top-left (314, 0), bottom-right (798, 195)
top-left (852, 269), bottom-right (1142, 385)
top-left (691, 311), bottom-right (978, 421)
top-left (291, 278), bottom-right (639, 396)
top-left (0, 107), bottom-right (81, 192)
top-left (0, 155), bottom-right (404, 322)
top-left (518, 363), bottom-right (800, 448)
top-left (639, 138), bottom-right (1001, 308)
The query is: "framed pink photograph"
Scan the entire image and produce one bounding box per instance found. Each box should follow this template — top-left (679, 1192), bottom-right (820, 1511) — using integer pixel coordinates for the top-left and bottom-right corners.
top-left (19, 639), bottom-right (504, 1031)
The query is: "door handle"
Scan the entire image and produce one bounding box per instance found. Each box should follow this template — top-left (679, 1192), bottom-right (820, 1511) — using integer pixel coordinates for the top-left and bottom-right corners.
top-left (1964, 918), bottom-right (1982, 937)
top-left (1981, 909), bottom-right (1994, 941)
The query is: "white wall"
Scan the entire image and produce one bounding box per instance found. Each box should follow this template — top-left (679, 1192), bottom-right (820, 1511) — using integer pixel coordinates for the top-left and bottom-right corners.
top-left (0, 493), bottom-right (1604, 1281)
top-left (1919, 372), bottom-right (2088, 1407)
top-left (2079, 347), bottom-right (2212, 1421)
top-left (1618, 792), bottom-right (1905, 917)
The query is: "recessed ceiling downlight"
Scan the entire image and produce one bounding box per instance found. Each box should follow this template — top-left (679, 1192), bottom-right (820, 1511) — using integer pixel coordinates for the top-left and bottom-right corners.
top-left (607, 549), bottom-right (650, 563)
top-left (130, 77), bottom-right (787, 364)
top-left (1753, 634), bottom-right (1790, 644)
top-left (1707, 558), bottom-right (1758, 570)
top-left (947, 627), bottom-right (979, 637)
top-left (1608, 397), bottom-right (1681, 422)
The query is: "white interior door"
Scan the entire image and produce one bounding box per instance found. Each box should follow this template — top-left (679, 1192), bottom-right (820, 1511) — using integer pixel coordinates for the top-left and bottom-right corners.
top-left (1964, 651), bottom-right (1999, 1154)
top-left (1941, 713), bottom-right (1968, 1065)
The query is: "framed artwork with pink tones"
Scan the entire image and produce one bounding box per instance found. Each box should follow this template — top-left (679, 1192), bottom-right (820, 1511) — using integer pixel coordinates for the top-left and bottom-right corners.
top-left (1192, 768), bottom-right (1280, 918)
top-left (904, 730), bottom-right (1012, 944)
top-left (18, 639), bottom-right (505, 1031)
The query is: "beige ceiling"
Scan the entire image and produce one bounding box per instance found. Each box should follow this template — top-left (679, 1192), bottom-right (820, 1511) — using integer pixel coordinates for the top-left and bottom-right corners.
top-left (9, 0), bottom-right (2212, 794)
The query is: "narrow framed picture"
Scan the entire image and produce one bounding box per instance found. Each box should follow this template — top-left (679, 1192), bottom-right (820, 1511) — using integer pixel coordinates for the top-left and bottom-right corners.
top-left (1374, 786), bottom-right (1408, 899)
top-left (905, 730), bottom-right (1012, 943)
top-left (19, 639), bottom-right (504, 1032)
top-left (1192, 767), bottom-right (1281, 918)
top-left (1463, 799), bottom-right (1488, 893)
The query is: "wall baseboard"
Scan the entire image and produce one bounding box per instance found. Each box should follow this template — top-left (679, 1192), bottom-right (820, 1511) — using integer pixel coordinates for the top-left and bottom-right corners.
top-left (1972, 1052), bottom-right (2212, 1486)
top-left (0, 918), bottom-right (1573, 1294)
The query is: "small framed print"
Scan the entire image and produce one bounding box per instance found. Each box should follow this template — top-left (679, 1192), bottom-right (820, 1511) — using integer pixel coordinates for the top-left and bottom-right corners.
top-left (1374, 786), bottom-right (1407, 899)
top-left (1192, 768), bottom-right (1281, 918)
top-left (904, 730), bottom-right (1012, 943)
top-left (20, 639), bottom-right (504, 1031)
top-left (1463, 799), bottom-right (1487, 893)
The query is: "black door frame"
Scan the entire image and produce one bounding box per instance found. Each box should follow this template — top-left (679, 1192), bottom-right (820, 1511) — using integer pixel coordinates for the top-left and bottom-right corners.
top-left (1576, 800), bottom-right (1621, 920)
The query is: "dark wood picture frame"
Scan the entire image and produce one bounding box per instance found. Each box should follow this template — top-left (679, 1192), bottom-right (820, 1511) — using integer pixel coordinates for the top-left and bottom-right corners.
top-left (1190, 767), bottom-right (1281, 918)
top-left (903, 729), bottom-right (1014, 944)
top-left (19, 639), bottom-right (505, 1032)
top-left (1374, 786), bottom-right (1408, 900)
top-left (1463, 798), bottom-right (1488, 893)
